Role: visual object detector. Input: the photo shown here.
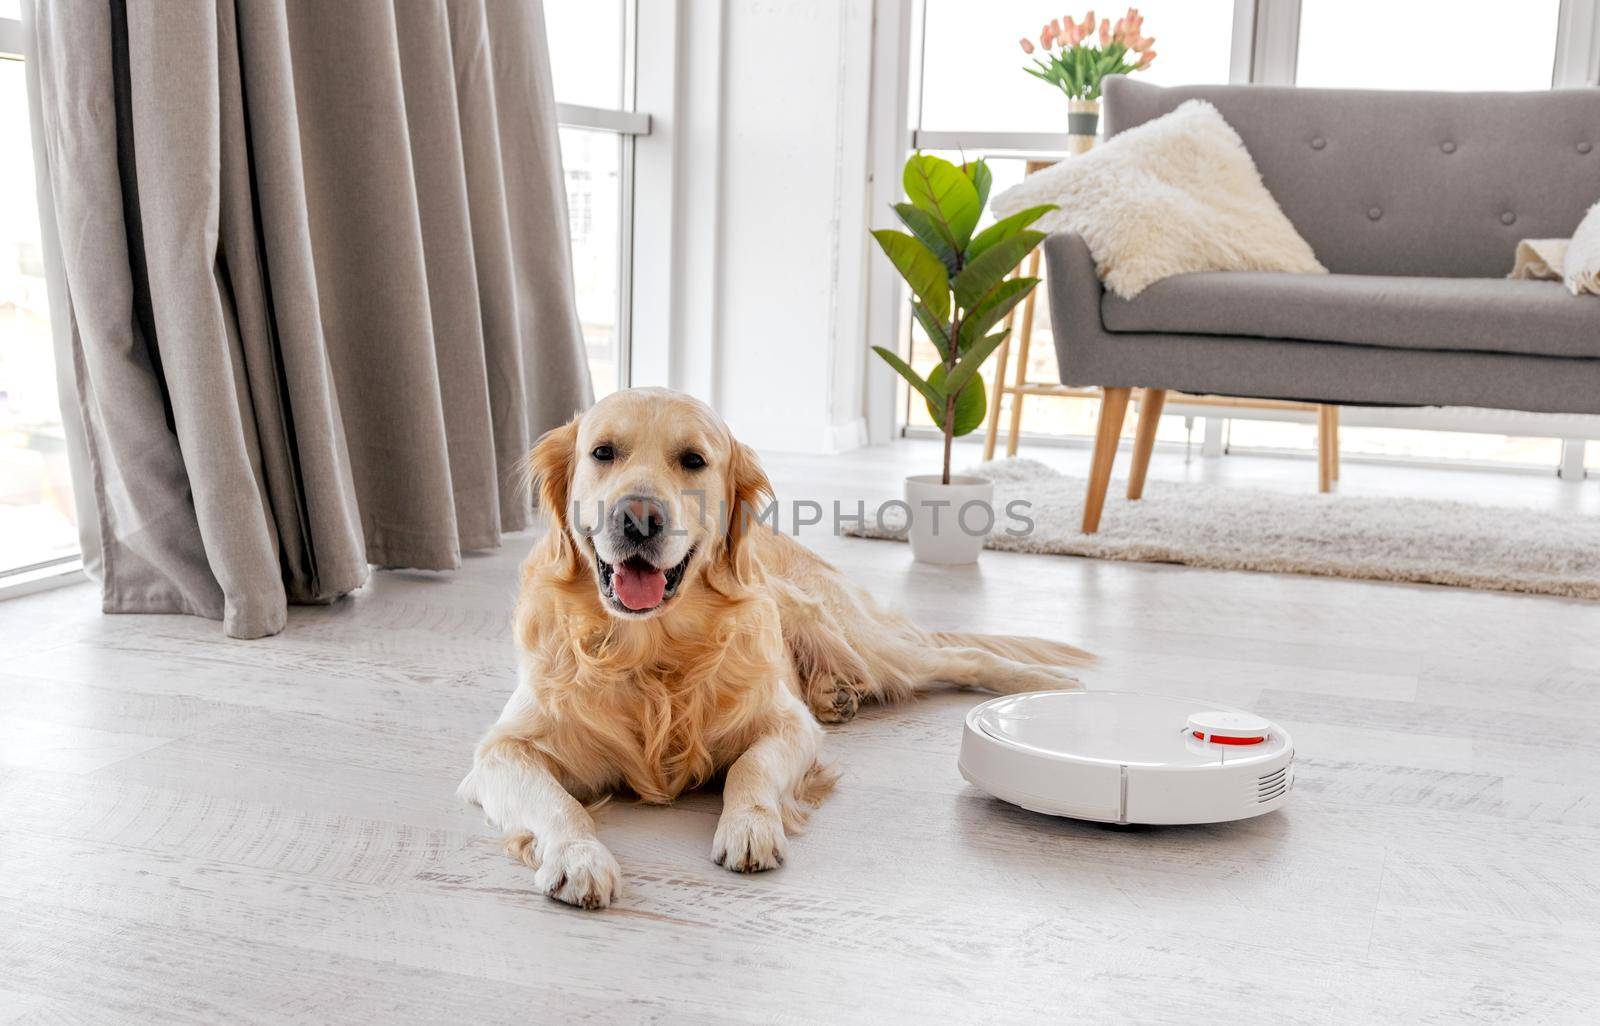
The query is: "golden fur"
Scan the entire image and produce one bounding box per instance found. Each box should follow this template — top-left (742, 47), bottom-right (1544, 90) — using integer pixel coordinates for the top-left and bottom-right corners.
top-left (459, 388), bottom-right (1090, 908)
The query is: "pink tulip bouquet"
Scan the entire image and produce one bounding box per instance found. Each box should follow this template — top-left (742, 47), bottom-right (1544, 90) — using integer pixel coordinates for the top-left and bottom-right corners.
top-left (1021, 8), bottom-right (1156, 100)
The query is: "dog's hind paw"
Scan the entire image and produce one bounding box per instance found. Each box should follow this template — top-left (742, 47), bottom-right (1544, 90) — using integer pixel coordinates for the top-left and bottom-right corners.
top-left (808, 678), bottom-right (863, 724)
top-left (711, 804), bottom-right (788, 873)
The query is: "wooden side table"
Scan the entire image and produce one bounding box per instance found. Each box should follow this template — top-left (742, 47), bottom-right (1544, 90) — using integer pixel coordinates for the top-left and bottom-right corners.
top-left (979, 158), bottom-right (1341, 493)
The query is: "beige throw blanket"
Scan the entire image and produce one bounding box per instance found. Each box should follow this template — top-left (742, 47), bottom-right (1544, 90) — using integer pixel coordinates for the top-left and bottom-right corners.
top-left (1509, 239), bottom-right (1567, 281)
top-left (1509, 202), bottom-right (1600, 295)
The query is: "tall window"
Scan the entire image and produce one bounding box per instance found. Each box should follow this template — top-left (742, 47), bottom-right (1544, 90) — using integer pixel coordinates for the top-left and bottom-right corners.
top-left (1297, 0), bottom-right (1563, 91)
top-left (903, 0), bottom-right (1593, 474)
top-left (0, 20), bottom-right (75, 581)
top-left (547, 0), bottom-right (641, 400)
top-left (1288, 0), bottom-right (1574, 468)
top-left (907, 0), bottom-right (1235, 445)
top-left (918, 0), bottom-right (1235, 134)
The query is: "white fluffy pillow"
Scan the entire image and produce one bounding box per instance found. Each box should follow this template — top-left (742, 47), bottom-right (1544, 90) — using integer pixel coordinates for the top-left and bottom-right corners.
top-left (1564, 201), bottom-right (1600, 296)
top-left (993, 100), bottom-right (1325, 298)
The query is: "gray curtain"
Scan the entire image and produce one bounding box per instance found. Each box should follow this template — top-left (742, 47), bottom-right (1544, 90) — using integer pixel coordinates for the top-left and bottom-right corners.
top-left (22, 0), bottom-right (592, 639)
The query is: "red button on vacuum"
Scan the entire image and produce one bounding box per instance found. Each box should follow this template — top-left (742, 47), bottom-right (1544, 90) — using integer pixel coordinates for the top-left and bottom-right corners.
top-left (1192, 730), bottom-right (1265, 745)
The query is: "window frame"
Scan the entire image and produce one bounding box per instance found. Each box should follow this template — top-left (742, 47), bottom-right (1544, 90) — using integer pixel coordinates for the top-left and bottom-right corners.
top-left (1554, 0), bottom-right (1600, 87)
top-left (0, 11), bottom-right (87, 598)
top-left (553, 0), bottom-right (650, 396)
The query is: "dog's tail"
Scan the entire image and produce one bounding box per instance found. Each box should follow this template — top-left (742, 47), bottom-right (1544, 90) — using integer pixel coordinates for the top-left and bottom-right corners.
top-left (929, 630), bottom-right (1095, 667)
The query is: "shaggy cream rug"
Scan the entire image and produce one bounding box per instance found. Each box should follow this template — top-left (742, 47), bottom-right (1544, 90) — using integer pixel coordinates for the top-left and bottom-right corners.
top-left (845, 459), bottom-right (1600, 600)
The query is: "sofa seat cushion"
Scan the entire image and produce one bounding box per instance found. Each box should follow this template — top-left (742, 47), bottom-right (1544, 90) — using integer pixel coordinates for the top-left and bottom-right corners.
top-left (1100, 272), bottom-right (1600, 360)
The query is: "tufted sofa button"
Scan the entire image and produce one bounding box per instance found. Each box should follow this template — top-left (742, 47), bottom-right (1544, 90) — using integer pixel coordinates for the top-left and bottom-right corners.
top-left (1500, 211), bottom-right (1517, 226)
top-left (1441, 141), bottom-right (1457, 154)
top-left (1367, 207), bottom-right (1383, 221)
top-left (1310, 137), bottom-right (1326, 150)
top-left (1580, 142), bottom-right (1594, 154)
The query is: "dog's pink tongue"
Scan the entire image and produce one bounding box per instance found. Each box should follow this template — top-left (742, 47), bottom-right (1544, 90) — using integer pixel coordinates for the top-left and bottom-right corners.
top-left (613, 560), bottom-right (667, 610)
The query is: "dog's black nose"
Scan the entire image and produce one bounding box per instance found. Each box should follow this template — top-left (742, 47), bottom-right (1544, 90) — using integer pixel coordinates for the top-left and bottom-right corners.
top-left (617, 496), bottom-right (668, 544)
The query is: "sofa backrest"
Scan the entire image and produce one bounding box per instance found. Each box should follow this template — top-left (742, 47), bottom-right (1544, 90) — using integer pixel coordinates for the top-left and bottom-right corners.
top-left (1102, 76), bottom-right (1600, 278)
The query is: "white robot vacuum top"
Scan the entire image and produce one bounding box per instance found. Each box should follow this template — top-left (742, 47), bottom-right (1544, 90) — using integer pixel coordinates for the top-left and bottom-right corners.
top-left (958, 691), bottom-right (1294, 825)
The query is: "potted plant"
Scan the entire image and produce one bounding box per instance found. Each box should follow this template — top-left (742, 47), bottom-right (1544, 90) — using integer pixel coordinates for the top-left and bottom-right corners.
top-left (1022, 7), bottom-right (1157, 153)
top-left (870, 153), bottom-right (1055, 564)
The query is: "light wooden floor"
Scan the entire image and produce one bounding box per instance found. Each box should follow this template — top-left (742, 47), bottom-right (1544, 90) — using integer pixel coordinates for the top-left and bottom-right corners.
top-left (3, 440), bottom-right (1598, 1024)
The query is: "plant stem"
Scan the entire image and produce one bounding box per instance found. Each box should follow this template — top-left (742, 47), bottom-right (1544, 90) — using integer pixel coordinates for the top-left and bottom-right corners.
top-left (942, 394), bottom-right (955, 486)
top-left (943, 306), bottom-right (963, 486)
top-left (940, 223), bottom-right (968, 486)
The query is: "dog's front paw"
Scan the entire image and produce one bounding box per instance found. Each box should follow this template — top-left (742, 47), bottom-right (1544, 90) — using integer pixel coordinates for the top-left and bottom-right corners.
top-left (711, 804), bottom-right (788, 873)
top-left (512, 835), bottom-right (621, 909)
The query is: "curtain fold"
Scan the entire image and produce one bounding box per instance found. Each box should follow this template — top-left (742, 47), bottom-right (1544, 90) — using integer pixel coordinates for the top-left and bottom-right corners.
top-left (22, 0), bottom-right (592, 639)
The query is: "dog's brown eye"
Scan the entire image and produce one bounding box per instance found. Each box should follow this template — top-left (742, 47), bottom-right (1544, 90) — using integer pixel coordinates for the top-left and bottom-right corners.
top-left (680, 451), bottom-right (706, 471)
top-left (591, 444), bottom-right (615, 463)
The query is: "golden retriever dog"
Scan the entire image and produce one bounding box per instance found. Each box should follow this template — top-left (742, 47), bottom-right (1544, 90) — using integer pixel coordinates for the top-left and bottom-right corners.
top-left (457, 387), bottom-right (1089, 908)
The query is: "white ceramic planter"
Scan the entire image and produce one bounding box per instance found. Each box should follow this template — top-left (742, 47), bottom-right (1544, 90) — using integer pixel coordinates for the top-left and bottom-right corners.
top-left (903, 474), bottom-right (995, 565)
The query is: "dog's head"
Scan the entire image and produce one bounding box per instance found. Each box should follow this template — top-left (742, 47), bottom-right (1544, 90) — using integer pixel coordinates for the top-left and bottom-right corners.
top-left (530, 388), bottom-right (772, 620)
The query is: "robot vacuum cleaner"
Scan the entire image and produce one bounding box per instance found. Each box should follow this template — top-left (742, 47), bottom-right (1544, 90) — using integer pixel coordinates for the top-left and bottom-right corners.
top-left (959, 691), bottom-right (1293, 825)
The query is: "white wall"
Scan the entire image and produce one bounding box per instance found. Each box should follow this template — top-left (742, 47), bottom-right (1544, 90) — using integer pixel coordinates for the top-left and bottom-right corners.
top-left (632, 0), bottom-right (905, 454)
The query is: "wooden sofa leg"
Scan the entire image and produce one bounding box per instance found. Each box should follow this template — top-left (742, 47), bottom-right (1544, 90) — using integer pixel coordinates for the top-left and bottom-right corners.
top-left (1083, 387), bottom-right (1132, 534)
top-left (1127, 388), bottom-right (1167, 500)
top-left (1317, 405), bottom-right (1333, 493)
top-left (1330, 405), bottom-right (1341, 481)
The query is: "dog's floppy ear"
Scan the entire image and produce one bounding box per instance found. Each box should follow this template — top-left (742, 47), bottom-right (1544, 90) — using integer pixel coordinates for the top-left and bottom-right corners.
top-left (529, 415), bottom-right (581, 576)
top-left (720, 439), bottom-right (773, 590)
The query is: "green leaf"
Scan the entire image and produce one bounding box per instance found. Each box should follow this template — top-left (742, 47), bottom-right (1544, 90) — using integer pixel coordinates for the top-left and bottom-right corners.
top-left (944, 329), bottom-right (1010, 400)
top-left (958, 277), bottom-right (1038, 350)
top-left (962, 159), bottom-right (992, 215)
top-left (926, 364), bottom-right (986, 437)
top-left (893, 203), bottom-right (959, 275)
top-left (903, 153), bottom-right (980, 250)
top-left (968, 204), bottom-right (1057, 263)
top-left (911, 300), bottom-right (952, 360)
top-left (871, 229), bottom-right (949, 322)
top-left (953, 230), bottom-right (1046, 311)
top-left (871, 345), bottom-right (943, 409)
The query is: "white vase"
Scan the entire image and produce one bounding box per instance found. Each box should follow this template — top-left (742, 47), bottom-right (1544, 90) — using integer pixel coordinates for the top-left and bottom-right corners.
top-left (903, 474), bottom-right (995, 565)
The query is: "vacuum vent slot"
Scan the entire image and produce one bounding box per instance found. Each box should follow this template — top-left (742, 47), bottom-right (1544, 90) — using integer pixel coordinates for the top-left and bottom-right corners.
top-left (1256, 765), bottom-right (1290, 803)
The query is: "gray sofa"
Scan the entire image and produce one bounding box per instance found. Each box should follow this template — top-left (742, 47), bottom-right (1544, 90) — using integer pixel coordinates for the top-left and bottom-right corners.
top-left (1046, 76), bottom-right (1600, 532)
